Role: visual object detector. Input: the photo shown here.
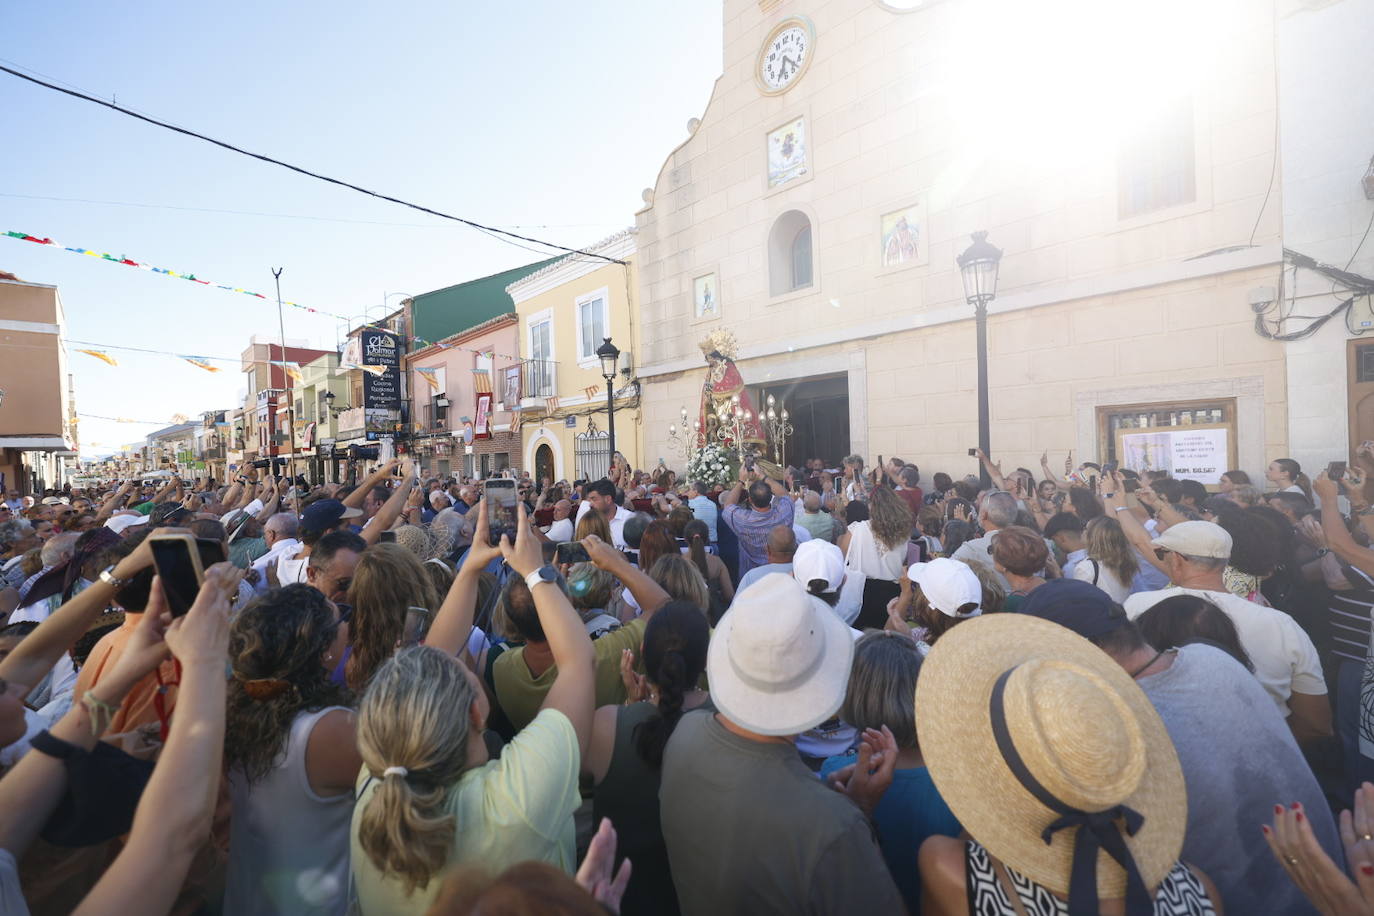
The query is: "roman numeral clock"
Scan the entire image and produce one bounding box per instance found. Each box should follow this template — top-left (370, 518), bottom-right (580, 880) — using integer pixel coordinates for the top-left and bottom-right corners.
top-left (756, 17), bottom-right (816, 95)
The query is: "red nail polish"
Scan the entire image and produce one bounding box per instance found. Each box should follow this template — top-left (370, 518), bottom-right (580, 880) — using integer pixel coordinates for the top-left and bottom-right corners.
top-left (1262, 825), bottom-right (1271, 835)
top-left (1362, 865), bottom-right (1374, 876)
top-left (1292, 802), bottom-right (1302, 811)
top-left (1275, 804), bottom-right (1285, 815)
top-left (1296, 811), bottom-right (1305, 822)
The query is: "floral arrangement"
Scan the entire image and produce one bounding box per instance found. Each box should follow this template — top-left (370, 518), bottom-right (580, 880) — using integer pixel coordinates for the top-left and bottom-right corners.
top-left (686, 443), bottom-right (736, 490)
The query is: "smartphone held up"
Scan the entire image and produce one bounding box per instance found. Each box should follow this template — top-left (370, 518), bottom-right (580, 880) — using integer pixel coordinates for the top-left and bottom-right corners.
top-left (148, 533), bottom-right (227, 617)
top-left (484, 478), bottom-right (518, 546)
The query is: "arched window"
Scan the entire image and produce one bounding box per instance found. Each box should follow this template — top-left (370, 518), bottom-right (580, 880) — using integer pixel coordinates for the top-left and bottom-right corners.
top-left (768, 210), bottom-right (815, 296)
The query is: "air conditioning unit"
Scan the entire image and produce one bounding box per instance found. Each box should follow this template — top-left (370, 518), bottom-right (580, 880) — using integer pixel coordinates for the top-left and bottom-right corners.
top-left (618, 350), bottom-right (633, 377)
top-left (436, 398), bottom-right (450, 408)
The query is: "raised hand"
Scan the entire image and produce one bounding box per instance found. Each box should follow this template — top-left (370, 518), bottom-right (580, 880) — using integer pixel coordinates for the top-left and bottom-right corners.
top-left (576, 817), bottom-right (633, 914)
top-left (619, 648), bottom-right (649, 703)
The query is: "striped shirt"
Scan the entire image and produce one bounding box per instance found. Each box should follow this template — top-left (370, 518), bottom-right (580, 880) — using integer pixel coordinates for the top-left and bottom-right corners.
top-left (1329, 565), bottom-right (1374, 664)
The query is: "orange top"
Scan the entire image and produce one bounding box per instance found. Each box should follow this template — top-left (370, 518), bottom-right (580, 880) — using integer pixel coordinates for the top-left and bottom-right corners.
top-left (72, 612), bottom-right (179, 735)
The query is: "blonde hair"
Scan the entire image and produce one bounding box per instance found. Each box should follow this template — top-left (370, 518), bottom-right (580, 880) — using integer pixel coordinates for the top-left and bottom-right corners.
top-left (346, 543), bottom-right (440, 690)
top-left (1085, 516), bottom-right (1140, 585)
top-left (574, 511), bottom-right (611, 543)
top-left (648, 554), bottom-right (709, 613)
top-left (356, 647), bottom-right (474, 894)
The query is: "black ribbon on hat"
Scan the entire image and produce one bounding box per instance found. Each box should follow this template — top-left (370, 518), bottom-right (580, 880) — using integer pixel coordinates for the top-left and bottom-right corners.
top-left (989, 667), bottom-right (1153, 916)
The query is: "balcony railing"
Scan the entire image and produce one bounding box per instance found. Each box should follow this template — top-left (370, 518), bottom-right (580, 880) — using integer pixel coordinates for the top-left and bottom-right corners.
top-left (423, 403), bottom-right (449, 432)
top-left (521, 359), bottom-right (557, 400)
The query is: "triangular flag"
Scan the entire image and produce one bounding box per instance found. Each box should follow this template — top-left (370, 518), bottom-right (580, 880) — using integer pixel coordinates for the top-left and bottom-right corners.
top-left (77, 349), bottom-right (118, 367)
top-left (415, 367), bottom-right (442, 392)
top-left (182, 356), bottom-right (221, 372)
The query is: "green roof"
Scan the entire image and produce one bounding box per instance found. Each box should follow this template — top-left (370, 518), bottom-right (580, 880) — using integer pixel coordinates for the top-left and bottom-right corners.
top-left (411, 257), bottom-right (561, 345)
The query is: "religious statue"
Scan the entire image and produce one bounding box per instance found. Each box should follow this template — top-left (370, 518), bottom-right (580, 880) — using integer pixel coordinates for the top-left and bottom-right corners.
top-left (698, 330), bottom-right (765, 453)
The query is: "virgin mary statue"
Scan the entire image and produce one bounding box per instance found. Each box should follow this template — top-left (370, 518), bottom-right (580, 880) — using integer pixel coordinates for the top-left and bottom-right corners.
top-left (698, 330), bottom-right (765, 451)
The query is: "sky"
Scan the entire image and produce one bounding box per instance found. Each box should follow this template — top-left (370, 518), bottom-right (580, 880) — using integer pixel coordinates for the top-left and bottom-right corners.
top-left (1, 1), bottom-right (723, 455)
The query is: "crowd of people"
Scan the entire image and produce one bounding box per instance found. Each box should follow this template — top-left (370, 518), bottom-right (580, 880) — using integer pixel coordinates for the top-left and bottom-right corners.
top-left (3, 445), bottom-right (1374, 914)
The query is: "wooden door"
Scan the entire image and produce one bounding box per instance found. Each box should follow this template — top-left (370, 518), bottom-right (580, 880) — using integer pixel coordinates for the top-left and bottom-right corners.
top-left (1348, 341), bottom-right (1374, 454)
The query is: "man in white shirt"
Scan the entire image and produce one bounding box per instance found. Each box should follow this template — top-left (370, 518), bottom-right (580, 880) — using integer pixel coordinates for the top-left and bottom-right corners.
top-left (1122, 520), bottom-right (1330, 740)
top-left (574, 479), bottom-right (633, 549)
top-left (251, 512), bottom-right (301, 594)
top-left (544, 499), bottom-right (575, 543)
top-left (951, 491), bottom-right (1019, 588)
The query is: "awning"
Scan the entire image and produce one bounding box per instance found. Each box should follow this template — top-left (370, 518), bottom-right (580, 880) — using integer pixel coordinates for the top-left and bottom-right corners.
top-left (0, 436), bottom-right (74, 450)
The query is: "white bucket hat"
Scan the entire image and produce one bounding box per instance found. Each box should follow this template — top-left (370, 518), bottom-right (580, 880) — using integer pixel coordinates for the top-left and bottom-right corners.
top-left (707, 573), bottom-right (854, 736)
top-left (105, 513), bottom-right (150, 535)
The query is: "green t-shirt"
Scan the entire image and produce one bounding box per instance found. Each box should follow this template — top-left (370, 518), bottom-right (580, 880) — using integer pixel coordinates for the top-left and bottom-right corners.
top-left (133, 501), bottom-right (156, 516)
top-left (350, 708), bottom-right (580, 915)
top-left (493, 617), bottom-right (646, 733)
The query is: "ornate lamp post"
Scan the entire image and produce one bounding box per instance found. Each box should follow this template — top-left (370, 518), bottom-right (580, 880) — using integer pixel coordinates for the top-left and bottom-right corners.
top-left (666, 406), bottom-right (697, 463)
top-left (764, 394), bottom-right (794, 466)
top-left (956, 231), bottom-right (1003, 490)
top-left (596, 337), bottom-right (621, 470)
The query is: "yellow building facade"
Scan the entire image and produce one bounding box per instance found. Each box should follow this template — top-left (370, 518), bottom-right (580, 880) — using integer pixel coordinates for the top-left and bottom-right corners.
top-left (508, 230), bottom-right (642, 482)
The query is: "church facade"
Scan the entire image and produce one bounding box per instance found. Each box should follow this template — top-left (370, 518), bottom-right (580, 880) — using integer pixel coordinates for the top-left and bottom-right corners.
top-left (632, 0), bottom-right (1306, 485)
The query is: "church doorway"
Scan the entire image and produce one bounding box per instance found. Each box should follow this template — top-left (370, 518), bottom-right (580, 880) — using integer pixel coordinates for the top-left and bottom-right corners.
top-left (534, 443), bottom-right (554, 484)
top-left (755, 373), bottom-right (850, 469)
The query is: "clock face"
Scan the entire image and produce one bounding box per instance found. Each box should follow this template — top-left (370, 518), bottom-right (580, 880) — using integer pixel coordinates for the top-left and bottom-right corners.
top-left (759, 23), bottom-right (812, 93)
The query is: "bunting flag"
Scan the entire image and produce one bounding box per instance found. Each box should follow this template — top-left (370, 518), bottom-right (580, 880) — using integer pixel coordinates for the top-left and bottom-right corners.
top-left (5, 229), bottom-right (538, 364)
top-left (270, 360), bottom-right (303, 384)
top-left (472, 369), bottom-right (492, 393)
top-left (182, 356), bottom-right (221, 372)
top-left (415, 367), bottom-right (442, 392)
top-left (77, 349), bottom-right (118, 367)
top-left (342, 362), bottom-right (388, 377)
top-left (545, 395), bottom-right (560, 411)
top-left (583, 385), bottom-right (599, 399)
top-left (170, 413), bottom-right (189, 424)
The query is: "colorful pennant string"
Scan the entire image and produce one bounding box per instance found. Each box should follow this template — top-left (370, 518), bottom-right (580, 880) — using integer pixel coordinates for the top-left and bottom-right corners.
top-left (7, 229), bottom-right (541, 364)
top-left (182, 356), bottom-right (221, 372)
top-left (77, 349), bottom-right (118, 367)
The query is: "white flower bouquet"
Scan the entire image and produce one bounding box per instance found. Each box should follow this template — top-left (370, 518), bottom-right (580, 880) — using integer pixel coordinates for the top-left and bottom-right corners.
top-left (686, 443), bottom-right (737, 490)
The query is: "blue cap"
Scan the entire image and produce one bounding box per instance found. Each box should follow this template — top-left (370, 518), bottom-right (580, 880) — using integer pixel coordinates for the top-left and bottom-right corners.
top-left (1018, 578), bottom-right (1130, 641)
top-left (300, 499), bottom-right (362, 535)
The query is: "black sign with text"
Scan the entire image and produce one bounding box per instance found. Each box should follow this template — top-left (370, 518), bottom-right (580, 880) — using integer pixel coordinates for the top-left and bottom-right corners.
top-left (361, 330), bottom-right (401, 410)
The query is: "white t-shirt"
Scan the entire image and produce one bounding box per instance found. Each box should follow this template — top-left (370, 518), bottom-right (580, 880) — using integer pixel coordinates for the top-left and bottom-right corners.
top-left (1123, 587), bottom-right (1326, 715)
top-left (574, 502), bottom-right (634, 549)
top-left (1073, 558), bottom-right (1133, 603)
top-left (544, 517), bottom-right (574, 543)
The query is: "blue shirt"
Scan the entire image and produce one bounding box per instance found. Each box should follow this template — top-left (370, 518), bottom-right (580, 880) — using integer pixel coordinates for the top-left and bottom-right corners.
top-left (721, 498), bottom-right (795, 578)
top-left (736, 562), bottom-right (794, 597)
top-left (687, 495), bottom-right (718, 543)
top-left (818, 756), bottom-right (961, 914)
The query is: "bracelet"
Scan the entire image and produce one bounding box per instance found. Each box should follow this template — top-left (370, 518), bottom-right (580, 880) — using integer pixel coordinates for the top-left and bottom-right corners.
top-left (1114, 506), bottom-right (1130, 513)
top-left (81, 691), bottom-right (119, 738)
top-left (1102, 492), bottom-right (1118, 499)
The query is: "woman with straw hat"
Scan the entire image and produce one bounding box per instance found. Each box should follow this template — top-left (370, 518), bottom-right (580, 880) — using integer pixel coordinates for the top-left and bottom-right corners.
top-left (915, 614), bottom-right (1221, 915)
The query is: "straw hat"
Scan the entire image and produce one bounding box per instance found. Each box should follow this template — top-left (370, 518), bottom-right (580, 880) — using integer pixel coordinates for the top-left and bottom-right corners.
top-left (707, 573), bottom-right (853, 736)
top-left (915, 614), bottom-right (1185, 906)
top-left (393, 524), bottom-right (447, 562)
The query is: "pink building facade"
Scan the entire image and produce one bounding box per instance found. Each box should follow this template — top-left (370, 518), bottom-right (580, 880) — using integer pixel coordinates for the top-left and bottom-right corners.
top-left (405, 313), bottom-right (524, 479)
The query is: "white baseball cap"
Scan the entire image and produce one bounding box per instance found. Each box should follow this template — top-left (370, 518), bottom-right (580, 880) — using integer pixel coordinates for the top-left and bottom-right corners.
top-left (907, 558), bottom-right (982, 618)
top-left (792, 539), bottom-right (845, 594)
top-left (707, 573), bottom-right (854, 737)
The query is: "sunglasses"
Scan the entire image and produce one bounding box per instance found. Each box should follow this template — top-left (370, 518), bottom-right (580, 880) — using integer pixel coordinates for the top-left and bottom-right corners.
top-left (1153, 547), bottom-right (1173, 561)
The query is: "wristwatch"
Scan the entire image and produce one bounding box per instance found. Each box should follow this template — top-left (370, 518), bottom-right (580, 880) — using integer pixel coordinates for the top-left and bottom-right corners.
top-left (524, 565), bottom-right (559, 591)
top-left (98, 565), bottom-right (134, 589)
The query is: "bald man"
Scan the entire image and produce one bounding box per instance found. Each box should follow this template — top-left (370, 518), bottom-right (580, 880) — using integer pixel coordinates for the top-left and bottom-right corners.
top-left (732, 526), bottom-right (798, 598)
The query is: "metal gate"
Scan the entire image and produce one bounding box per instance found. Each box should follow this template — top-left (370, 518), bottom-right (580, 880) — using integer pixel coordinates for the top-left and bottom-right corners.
top-left (575, 423), bottom-right (610, 481)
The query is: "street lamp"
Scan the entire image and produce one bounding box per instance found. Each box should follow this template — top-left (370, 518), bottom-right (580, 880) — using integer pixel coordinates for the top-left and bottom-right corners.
top-left (596, 337), bottom-right (621, 475)
top-left (956, 231), bottom-right (1003, 489)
